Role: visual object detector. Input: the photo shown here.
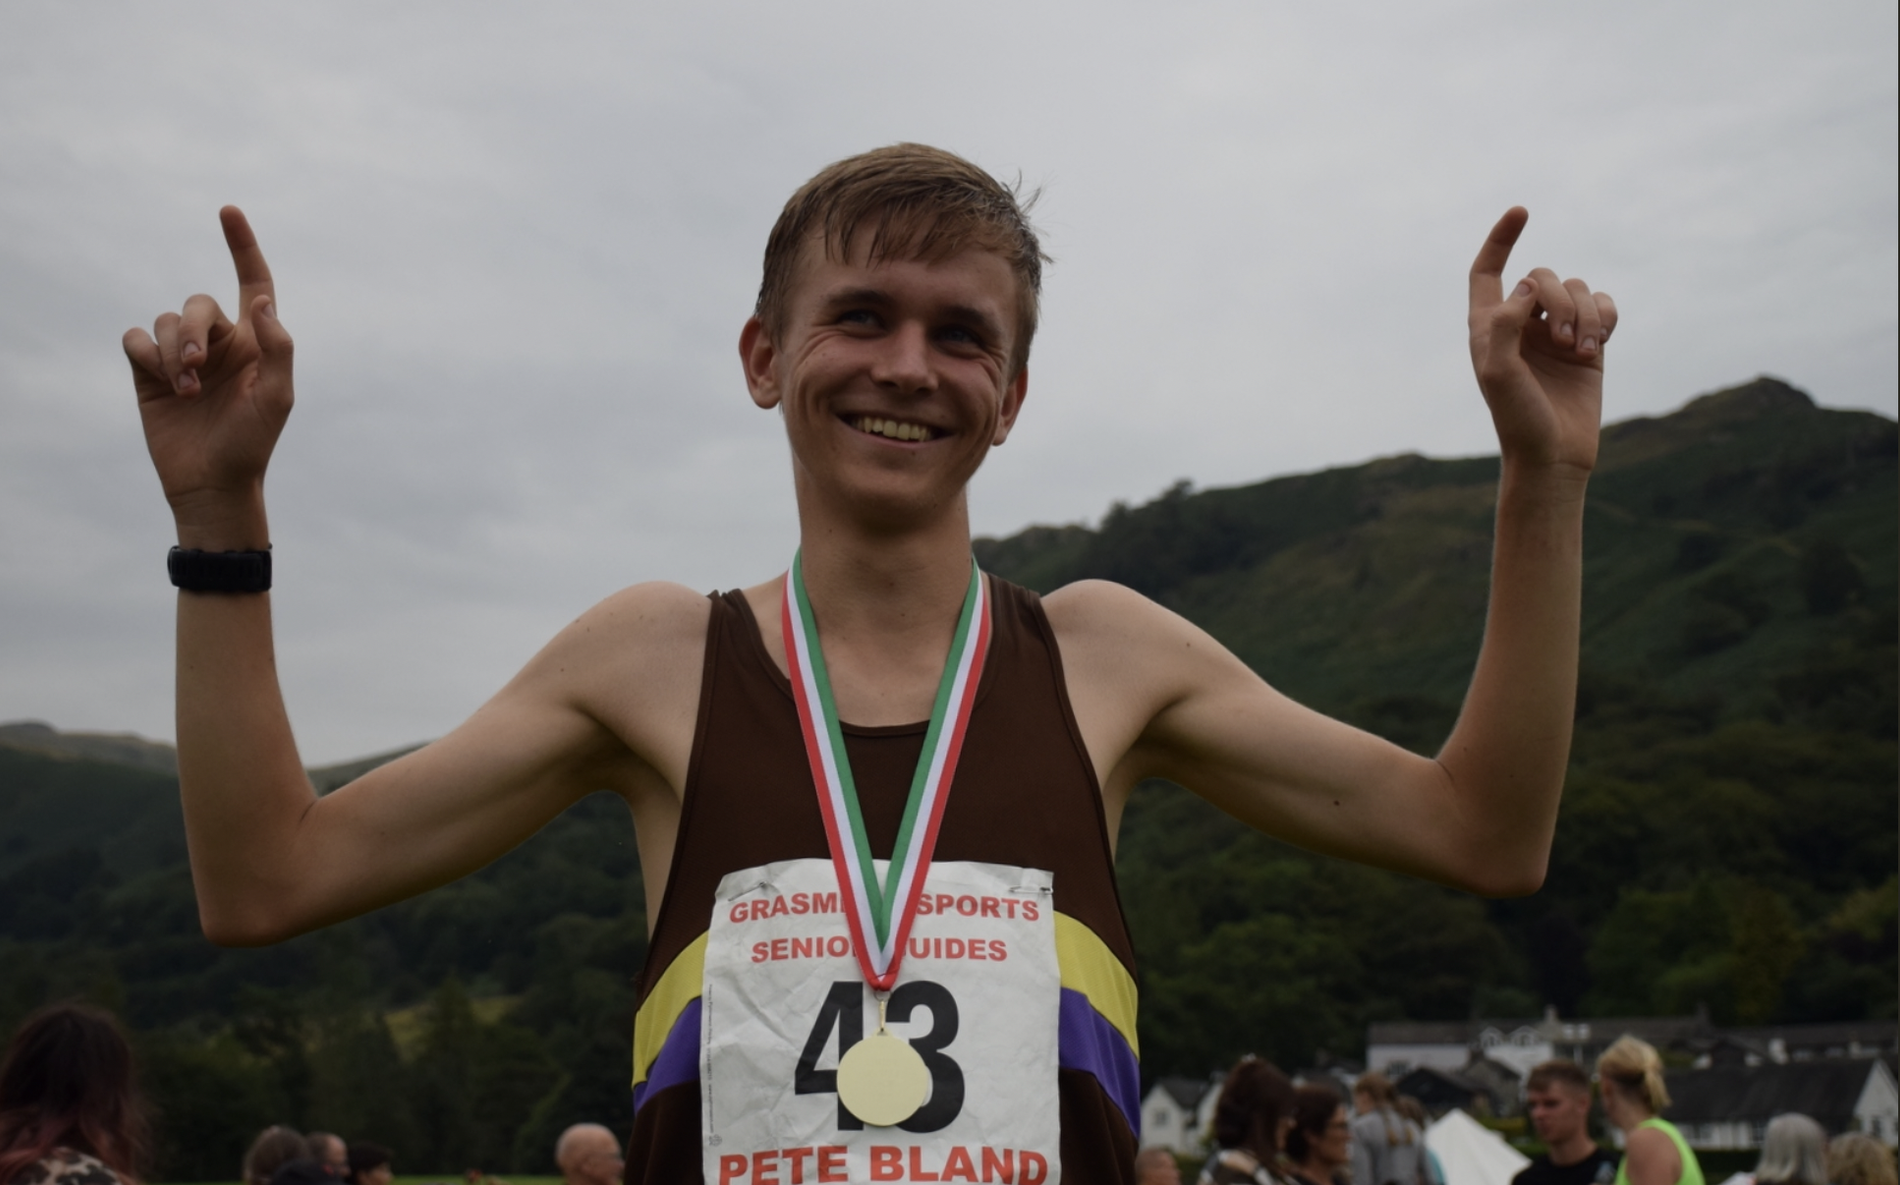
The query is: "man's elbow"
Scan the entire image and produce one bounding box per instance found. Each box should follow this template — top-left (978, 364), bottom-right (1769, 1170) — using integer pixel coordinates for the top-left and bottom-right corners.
top-left (199, 900), bottom-right (302, 948)
top-left (1451, 851), bottom-right (1550, 899)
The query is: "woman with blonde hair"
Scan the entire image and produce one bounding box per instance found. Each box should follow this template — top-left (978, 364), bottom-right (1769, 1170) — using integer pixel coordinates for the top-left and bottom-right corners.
top-left (1595, 1036), bottom-right (1703, 1185)
top-left (1350, 1072), bottom-right (1424, 1185)
top-left (1826, 1134), bottom-right (1897, 1185)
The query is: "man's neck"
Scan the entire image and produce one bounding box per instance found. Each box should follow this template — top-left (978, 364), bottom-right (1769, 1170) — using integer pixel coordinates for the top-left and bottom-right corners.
top-left (1547, 1133), bottom-right (1599, 1168)
top-left (793, 493), bottom-right (976, 646)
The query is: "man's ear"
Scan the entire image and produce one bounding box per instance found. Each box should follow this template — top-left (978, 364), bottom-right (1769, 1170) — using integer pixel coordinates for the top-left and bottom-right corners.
top-left (739, 316), bottom-right (781, 410)
top-left (991, 364), bottom-right (1029, 446)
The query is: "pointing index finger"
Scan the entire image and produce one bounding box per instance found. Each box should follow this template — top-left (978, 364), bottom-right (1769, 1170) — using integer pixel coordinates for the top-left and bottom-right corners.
top-left (1469, 206), bottom-right (1529, 312)
top-left (219, 205), bottom-right (275, 313)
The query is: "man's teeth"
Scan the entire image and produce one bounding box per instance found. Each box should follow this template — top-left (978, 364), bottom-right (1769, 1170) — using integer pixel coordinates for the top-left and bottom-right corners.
top-left (852, 416), bottom-right (935, 442)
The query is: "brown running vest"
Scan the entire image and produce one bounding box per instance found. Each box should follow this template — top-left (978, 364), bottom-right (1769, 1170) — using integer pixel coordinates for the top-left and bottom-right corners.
top-left (627, 578), bottom-right (1140, 1183)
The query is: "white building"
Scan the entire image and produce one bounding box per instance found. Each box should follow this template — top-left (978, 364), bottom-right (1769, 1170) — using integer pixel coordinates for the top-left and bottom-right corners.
top-left (1142, 1077), bottom-right (1217, 1155)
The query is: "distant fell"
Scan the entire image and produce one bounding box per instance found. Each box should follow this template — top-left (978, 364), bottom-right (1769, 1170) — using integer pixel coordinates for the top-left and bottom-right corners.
top-left (0, 720), bottom-right (421, 793)
top-left (0, 720), bottom-right (178, 774)
top-left (976, 376), bottom-right (1896, 724)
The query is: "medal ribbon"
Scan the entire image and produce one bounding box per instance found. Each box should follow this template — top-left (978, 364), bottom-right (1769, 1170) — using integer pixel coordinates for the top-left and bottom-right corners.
top-left (782, 551), bottom-right (991, 992)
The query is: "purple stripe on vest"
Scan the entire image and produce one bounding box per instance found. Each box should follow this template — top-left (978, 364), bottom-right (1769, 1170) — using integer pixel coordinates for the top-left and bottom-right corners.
top-left (630, 990), bottom-right (1139, 1135)
top-left (1057, 986), bottom-right (1141, 1137)
top-left (632, 997), bottom-right (702, 1114)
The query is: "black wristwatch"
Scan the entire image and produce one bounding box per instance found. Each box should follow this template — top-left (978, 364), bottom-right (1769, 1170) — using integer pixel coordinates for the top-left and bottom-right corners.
top-left (168, 546), bottom-right (273, 593)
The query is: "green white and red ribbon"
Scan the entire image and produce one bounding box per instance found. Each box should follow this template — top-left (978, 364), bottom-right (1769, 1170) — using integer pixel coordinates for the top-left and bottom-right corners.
top-left (782, 551), bottom-right (991, 992)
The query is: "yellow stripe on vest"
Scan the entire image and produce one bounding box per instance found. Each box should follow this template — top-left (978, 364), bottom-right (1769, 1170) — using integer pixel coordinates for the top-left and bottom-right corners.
top-left (631, 932), bottom-right (707, 1087)
top-left (1054, 911), bottom-right (1139, 1058)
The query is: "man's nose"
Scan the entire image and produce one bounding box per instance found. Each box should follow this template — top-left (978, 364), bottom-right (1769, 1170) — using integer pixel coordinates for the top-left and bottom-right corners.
top-left (870, 321), bottom-right (936, 395)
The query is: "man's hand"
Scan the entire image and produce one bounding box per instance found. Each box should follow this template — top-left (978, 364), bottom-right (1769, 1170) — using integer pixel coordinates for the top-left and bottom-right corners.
top-left (1468, 208), bottom-right (1617, 475)
top-left (123, 206), bottom-right (293, 548)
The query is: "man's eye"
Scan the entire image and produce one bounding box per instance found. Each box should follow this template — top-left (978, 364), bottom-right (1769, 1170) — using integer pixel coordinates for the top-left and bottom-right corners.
top-left (839, 309), bottom-right (879, 326)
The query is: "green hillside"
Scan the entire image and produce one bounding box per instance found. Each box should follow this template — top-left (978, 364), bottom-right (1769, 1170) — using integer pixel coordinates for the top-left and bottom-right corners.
top-left (2, 377), bottom-right (1892, 1178)
top-left (977, 376), bottom-right (1896, 1073)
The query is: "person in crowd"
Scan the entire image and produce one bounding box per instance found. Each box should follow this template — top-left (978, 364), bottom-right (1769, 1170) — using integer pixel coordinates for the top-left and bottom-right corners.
top-left (1515, 1059), bottom-right (1616, 1185)
top-left (1595, 1036), bottom-right (1703, 1185)
top-left (0, 1004), bottom-right (151, 1185)
top-left (243, 1129), bottom-right (309, 1185)
top-left (1393, 1098), bottom-right (1445, 1185)
top-left (1827, 1134), bottom-right (1898, 1185)
top-left (1136, 1147), bottom-right (1184, 1185)
top-left (1750, 1115), bottom-right (1828, 1185)
top-left (1283, 1085), bottom-right (1352, 1185)
top-left (1351, 1072), bottom-right (1425, 1185)
top-left (303, 1135), bottom-right (347, 1182)
top-left (344, 1145), bottom-right (391, 1185)
top-left (1201, 1057), bottom-right (1297, 1185)
top-left (554, 1125), bottom-right (624, 1185)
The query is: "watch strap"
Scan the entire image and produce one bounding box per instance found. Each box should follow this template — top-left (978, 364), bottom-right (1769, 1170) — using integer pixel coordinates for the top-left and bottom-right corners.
top-left (168, 547), bottom-right (272, 593)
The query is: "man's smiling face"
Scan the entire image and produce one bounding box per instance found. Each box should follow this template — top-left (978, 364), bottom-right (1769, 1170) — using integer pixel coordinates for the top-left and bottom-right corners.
top-left (741, 227), bottom-right (1029, 529)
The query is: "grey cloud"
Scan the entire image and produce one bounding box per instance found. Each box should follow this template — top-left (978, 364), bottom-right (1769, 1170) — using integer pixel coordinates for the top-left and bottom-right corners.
top-left (2, 0), bottom-right (1893, 760)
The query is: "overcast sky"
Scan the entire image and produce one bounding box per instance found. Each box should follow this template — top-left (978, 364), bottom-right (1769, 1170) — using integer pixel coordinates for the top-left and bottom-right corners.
top-left (3, 1), bottom-right (1894, 762)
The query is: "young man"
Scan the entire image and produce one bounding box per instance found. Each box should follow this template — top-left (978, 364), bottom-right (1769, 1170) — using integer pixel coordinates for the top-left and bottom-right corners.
top-left (1515, 1061), bottom-right (1616, 1185)
top-left (123, 145), bottom-right (1615, 1183)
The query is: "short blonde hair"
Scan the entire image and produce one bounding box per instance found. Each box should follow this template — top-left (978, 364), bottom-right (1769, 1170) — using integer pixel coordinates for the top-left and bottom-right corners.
top-left (755, 143), bottom-right (1050, 374)
top-left (1595, 1035), bottom-right (1669, 1113)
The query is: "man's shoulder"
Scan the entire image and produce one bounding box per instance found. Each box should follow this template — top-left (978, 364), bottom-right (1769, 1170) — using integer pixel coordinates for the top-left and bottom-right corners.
top-left (1038, 578), bottom-right (1184, 654)
top-left (570, 580), bottom-right (712, 637)
top-left (535, 580), bottom-right (714, 677)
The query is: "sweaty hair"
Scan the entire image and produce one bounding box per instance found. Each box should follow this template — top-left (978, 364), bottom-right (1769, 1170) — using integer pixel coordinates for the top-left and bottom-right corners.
top-left (1596, 1035), bottom-right (1670, 1114)
top-left (1755, 1114), bottom-right (1829, 1185)
top-left (1526, 1059), bottom-right (1592, 1096)
top-left (754, 143), bottom-right (1051, 374)
top-left (243, 1126), bottom-right (310, 1185)
top-left (1828, 1133), bottom-right (1899, 1185)
top-left (1285, 1085), bottom-right (1345, 1163)
top-left (0, 1003), bottom-right (151, 1185)
top-left (1213, 1057), bottom-right (1296, 1163)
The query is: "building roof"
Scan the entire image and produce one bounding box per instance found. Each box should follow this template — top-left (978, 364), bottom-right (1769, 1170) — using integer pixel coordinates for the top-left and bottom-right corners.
top-left (1723, 1022), bottom-right (1897, 1053)
top-left (1665, 1060), bottom-right (1880, 1131)
top-left (1155, 1076), bottom-right (1212, 1110)
top-left (1368, 1016), bottom-right (1894, 1055)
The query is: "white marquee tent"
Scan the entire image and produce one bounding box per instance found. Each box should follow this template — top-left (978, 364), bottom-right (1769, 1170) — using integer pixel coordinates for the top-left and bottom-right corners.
top-left (1426, 1108), bottom-right (1533, 1185)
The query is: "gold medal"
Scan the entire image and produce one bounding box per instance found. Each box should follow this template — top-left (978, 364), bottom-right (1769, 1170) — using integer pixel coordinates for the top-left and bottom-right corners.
top-left (836, 994), bottom-right (931, 1127)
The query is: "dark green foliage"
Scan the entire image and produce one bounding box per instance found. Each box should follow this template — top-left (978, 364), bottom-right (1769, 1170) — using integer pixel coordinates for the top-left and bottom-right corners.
top-left (0, 775), bottom-right (644, 1179)
top-left (979, 378), bottom-right (1896, 1073)
top-left (2, 377), bottom-right (1892, 1168)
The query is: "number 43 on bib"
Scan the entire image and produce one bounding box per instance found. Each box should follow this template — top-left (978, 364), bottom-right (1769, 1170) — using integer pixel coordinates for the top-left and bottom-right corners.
top-left (701, 858), bottom-right (1062, 1183)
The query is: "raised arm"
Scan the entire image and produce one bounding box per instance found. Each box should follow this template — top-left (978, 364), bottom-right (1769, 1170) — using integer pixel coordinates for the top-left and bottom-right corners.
top-left (123, 209), bottom-right (699, 945)
top-left (1056, 208), bottom-right (1615, 896)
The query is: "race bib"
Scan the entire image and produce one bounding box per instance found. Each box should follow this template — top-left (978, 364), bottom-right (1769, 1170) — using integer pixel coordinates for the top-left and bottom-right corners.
top-left (702, 858), bottom-right (1061, 1184)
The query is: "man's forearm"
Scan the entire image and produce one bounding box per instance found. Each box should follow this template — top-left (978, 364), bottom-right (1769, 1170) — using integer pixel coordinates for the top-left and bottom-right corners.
top-left (1436, 459), bottom-right (1588, 894)
top-left (173, 495), bottom-right (319, 944)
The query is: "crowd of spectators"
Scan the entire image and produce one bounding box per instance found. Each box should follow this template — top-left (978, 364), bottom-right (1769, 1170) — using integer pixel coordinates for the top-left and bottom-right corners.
top-left (3, 1002), bottom-right (1896, 1185)
top-left (0, 1004), bottom-right (624, 1185)
top-left (1144, 1038), bottom-right (1898, 1185)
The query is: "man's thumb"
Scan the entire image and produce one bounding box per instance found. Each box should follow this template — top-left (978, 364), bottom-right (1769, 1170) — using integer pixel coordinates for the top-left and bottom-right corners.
top-left (1478, 277), bottom-right (1536, 365)
top-left (251, 294), bottom-right (294, 370)
top-left (250, 292), bottom-right (290, 357)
